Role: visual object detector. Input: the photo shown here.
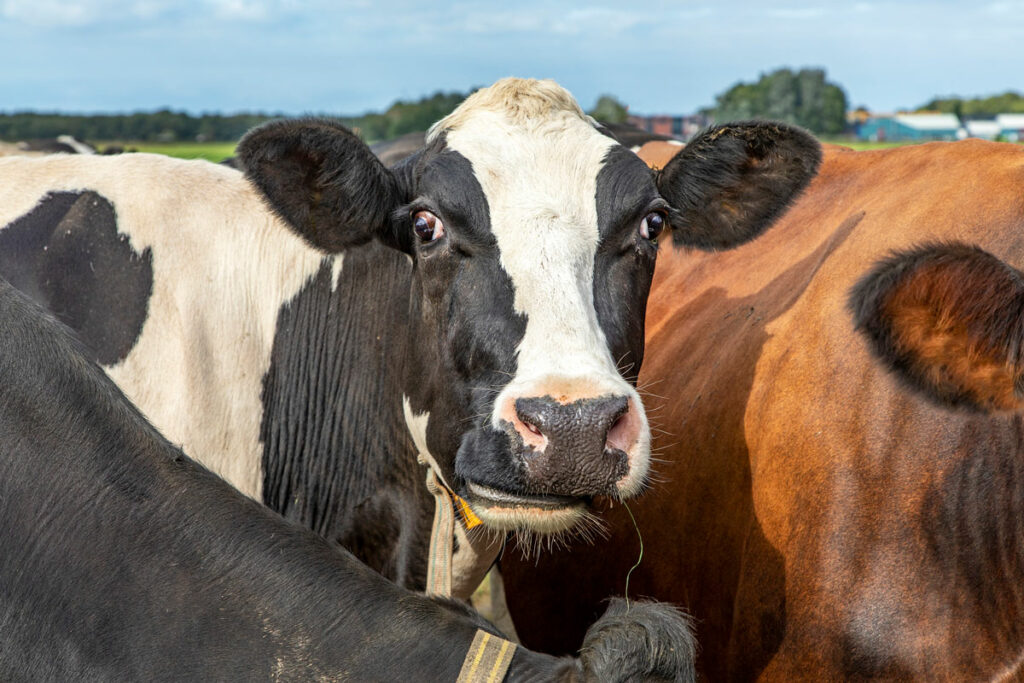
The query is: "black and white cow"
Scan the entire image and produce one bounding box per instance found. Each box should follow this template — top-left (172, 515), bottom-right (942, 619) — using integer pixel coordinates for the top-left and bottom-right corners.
top-left (0, 277), bottom-right (697, 681)
top-left (0, 78), bottom-right (821, 596)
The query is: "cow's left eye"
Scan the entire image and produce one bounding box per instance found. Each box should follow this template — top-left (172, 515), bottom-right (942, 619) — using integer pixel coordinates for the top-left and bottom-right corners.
top-left (413, 210), bottom-right (445, 243)
top-left (639, 212), bottom-right (666, 241)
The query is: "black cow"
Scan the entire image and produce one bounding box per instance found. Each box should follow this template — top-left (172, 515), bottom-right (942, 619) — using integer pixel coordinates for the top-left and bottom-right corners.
top-left (18, 135), bottom-right (97, 154)
top-left (0, 78), bottom-right (820, 597)
top-left (0, 277), bottom-right (696, 681)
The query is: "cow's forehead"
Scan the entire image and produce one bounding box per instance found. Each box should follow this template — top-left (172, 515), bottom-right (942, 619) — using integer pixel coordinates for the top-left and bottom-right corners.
top-left (444, 109), bottom-right (617, 200)
top-left (427, 78), bottom-right (620, 210)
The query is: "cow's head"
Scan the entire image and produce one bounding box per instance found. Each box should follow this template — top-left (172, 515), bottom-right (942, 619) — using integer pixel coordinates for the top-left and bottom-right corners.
top-left (239, 78), bottom-right (820, 534)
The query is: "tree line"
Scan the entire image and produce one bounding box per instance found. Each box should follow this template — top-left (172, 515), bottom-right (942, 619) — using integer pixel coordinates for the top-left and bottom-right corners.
top-left (0, 92), bottom-right (469, 145)
top-left (4, 71), bottom-right (1020, 144)
top-left (916, 91), bottom-right (1024, 117)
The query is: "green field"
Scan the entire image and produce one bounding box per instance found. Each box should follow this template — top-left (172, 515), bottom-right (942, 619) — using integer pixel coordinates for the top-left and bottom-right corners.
top-left (818, 139), bottom-right (916, 150)
top-left (99, 141), bottom-right (237, 162)
top-left (101, 135), bottom-right (1017, 163)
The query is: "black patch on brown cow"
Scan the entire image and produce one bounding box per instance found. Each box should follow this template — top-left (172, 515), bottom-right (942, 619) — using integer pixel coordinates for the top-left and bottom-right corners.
top-left (0, 191), bottom-right (152, 365)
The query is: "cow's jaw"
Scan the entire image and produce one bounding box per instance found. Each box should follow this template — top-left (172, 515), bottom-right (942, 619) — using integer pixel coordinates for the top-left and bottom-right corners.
top-left (463, 482), bottom-right (589, 534)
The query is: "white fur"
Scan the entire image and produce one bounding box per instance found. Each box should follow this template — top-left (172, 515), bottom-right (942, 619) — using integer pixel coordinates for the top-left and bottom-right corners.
top-left (436, 79), bottom-right (652, 496)
top-left (0, 154), bottom-right (328, 498)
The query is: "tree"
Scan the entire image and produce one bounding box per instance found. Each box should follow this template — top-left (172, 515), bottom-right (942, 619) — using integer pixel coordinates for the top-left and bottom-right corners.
top-left (589, 95), bottom-right (629, 124)
top-left (917, 91), bottom-right (1024, 117)
top-left (712, 67), bottom-right (848, 135)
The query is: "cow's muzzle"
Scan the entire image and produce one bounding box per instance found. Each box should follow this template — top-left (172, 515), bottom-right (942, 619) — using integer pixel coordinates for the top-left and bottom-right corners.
top-left (454, 392), bottom-right (648, 533)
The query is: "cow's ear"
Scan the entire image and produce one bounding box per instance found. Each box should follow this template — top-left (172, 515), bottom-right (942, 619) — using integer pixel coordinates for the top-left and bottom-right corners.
top-left (658, 122), bottom-right (820, 250)
top-left (849, 242), bottom-right (1024, 413)
top-left (238, 118), bottom-right (404, 253)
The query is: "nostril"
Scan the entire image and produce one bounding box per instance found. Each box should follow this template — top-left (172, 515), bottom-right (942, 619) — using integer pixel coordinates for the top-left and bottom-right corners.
top-left (605, 401), bottom-right (638, 453)
top-left (512, 398), bottom-right (549, 449)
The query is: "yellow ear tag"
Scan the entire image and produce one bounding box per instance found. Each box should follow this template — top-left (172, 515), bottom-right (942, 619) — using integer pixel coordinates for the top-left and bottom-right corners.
top-left (454, 494), bottom-right (483, 529)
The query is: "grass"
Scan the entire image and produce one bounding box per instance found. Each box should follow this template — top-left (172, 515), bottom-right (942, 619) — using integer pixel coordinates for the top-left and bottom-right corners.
top-left (98, 134), bottom-right (1018, 164)
top-left (105, 137), bottom-right (898, 165)
top-left (98, 141), bottom-right (237, 162)
top-left (818, 138), bottom-right (918, 150)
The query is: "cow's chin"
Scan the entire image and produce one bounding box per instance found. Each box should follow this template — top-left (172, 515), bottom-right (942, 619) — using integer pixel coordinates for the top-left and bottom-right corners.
top-left (461, 481), bottom-right (588, 534)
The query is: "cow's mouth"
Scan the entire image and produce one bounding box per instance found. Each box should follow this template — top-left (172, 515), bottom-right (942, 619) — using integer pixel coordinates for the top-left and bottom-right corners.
top-left (462, 481), bottom-right (588, 533)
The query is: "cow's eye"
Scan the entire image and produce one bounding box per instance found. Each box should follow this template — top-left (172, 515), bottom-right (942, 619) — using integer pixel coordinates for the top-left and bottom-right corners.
top-left (413, 210), bottom-right (445, 243)
top-left (639, 211), bottom-right (666, 241)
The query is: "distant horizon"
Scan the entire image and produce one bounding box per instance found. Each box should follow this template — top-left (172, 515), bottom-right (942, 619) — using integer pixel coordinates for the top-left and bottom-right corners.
top-left (3, 84), bottom-right (1023, 119)
top-left (2, 1), bottom-right (1023, 117)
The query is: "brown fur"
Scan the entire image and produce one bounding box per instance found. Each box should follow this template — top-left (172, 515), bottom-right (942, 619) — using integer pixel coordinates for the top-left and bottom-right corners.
top-left (502, 139), bottom-right (1024, 680)
top-left (850, 242), bottom-right (1024, 412)
top-left (635, 141), bottom-right (683, 170)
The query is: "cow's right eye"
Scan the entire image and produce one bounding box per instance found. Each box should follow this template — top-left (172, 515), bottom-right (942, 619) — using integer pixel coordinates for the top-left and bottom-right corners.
top-left (413, 210), bottom-right (445, 242)
top-left (639, 211), bottom-right (666, 241)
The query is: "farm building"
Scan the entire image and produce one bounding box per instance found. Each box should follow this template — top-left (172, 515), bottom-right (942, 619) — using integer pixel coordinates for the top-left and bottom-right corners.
top-left (626, 114), bottom-right (708, 141)
top-left (997, 113), bottom-right (1024, 141)
top-left (964, 119), bottom-right (1002, 139)
top-left (857, 113), bottom-right (962, 141)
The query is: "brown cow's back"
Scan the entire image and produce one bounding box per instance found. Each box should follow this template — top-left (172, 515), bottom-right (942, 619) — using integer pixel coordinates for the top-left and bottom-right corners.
top-left (502, 140), bottom-right (1024, 680)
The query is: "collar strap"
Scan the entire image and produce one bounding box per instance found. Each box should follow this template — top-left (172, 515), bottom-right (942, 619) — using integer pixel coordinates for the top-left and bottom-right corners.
top-left (421, 461), bottom-right (483, 597)
top-left (424, 467), bottom-right (456, 596)
top-left (457, 629), bottom-right (516, 683)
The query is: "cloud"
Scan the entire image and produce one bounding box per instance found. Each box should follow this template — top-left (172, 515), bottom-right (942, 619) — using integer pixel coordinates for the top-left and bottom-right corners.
top-left (0, 0), bottom-right (185, 26)
top-left (0, 0), bottom-right (285, 26)
top-left (204, 0), bottom-right (269, 20)
top-left (765, 6), bottom-right (827, 19)
top-left (987, 0), bottom-right (1024, 13)
top-left (444, 4), bottom-right (693, 38)
top-left (1, 0), bottom-right (98, 26)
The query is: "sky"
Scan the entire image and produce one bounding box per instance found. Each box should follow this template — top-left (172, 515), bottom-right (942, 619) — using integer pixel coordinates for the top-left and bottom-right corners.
top-left (1, 0), bottom-right (1022, 116)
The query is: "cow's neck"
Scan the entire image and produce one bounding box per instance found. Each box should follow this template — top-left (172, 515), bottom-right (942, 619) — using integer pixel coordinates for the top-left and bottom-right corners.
top-left (259, 240), bottom-right (433, 589)
top-left (917, 419), bottom-right (1024, 674)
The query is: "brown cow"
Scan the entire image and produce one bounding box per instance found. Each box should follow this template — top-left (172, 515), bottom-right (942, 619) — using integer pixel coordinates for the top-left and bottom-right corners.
top-left (501, 139), bottom-right (1024, 680)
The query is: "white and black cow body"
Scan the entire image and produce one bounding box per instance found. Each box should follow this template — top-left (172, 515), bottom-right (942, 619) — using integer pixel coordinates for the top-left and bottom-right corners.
top-left (0, 277), bottom-right (699, 681)
top-left (0, 79), bottom-right (821, 595)
top-left (0, 156), bottom-right (431, 583)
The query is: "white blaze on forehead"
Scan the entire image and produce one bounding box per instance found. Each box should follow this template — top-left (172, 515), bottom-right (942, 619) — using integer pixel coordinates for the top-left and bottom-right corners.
top-left (440, 80), bottom-right (620, 383)
top-left (435, 79), bottom-right (651, 494)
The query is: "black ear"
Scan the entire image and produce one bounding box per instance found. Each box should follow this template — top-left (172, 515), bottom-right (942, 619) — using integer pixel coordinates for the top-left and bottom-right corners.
top-left (849, 242), bottom-right (1024, 413)
top-left (658, 121), bottom-right (821, 250)
top-left (238, 118), bottom-right (403, 253)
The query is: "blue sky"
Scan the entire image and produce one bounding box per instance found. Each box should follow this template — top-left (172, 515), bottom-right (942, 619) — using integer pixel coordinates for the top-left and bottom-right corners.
top-left (1, 1), bottom-right (1022, 115)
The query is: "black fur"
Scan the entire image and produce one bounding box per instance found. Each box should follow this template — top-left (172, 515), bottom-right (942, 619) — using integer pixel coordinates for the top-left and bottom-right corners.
top-left (594, 145), bottom-right (662, 386)
top-left (0, 191), bottom-right (152, 365)
top-left (394, 148), bottom-right (530, 496)
top-left (578, 599), bottom-right (698, 683)
top-left (849, 241), bottom-right (1024, 411)
top-left (261, 245), bottom-right (431, 589)
top-left (238, 118), bottom-right (401, 252)
top-left (0, 276), bottom-right (699, 681)
top-left (658, 121), bottom-right (821, 250)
